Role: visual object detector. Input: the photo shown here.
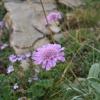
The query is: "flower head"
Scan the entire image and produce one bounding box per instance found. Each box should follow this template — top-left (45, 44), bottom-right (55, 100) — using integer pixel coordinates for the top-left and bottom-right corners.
top-left (17, 55), bottom-right (26, 61)
top-left (32, 44), bottom-right (65, 70)
top-left (7, 65), bottom-right (14, 74)
top-left (47, 11), bottom-right (62, 24)
top-left (9, 52), bottom-right (31, 63)
top-left (9, 54), bottom-right (17, 63)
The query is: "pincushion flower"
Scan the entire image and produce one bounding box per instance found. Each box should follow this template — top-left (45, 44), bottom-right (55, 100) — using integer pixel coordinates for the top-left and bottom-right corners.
top-left (47, 11), bottom-right (62, 24)
top-left (32, 44), bottom-right (65, 70)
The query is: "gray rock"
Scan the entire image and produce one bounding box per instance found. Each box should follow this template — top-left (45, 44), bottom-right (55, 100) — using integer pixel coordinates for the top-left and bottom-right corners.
top-left (30, 2), bottom-right (56, 12)
top-left (58, 0), bottom-right (83, 8)
top-left (4, 1), bottom-right (56, 54)
top-left (34, 37), bottom-right (50, 49)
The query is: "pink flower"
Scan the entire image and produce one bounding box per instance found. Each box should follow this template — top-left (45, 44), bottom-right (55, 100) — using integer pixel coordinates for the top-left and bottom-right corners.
top-left (47, 11), bottom-right (62, 24)
top-left (32, 44), bottom-right (65, 70)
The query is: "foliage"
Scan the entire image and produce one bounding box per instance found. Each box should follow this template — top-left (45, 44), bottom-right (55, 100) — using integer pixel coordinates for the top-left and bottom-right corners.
top-left (0, 1), bottom-right (7, 20)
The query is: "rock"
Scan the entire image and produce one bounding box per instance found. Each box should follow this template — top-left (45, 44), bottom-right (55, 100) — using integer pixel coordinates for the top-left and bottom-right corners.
top-left (34, 37), bottom-right (50, 49)
top-left (30, 1), bottom-right (56, 12)
top-left (32, 0), bottom-right (56, 3)
top-left (10, 31), bottom-right (43, 51)
top-left (30, 0), bottom-right (57, 35)
top-left (11, 46), bottom-right (30, 55)
top-left (5, 2), bottom-right (44, 50)
top-left (31, 12), bottom-right (49, 35)
top-left (4, 0), bottom-right (57, 55)
top-left (58, 0), bottom-right (83, 8)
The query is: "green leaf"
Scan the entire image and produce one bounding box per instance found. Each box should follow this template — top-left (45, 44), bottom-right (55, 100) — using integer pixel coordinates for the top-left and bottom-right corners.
top-left (88, 77), bottom-right (100, 94)
top-left (71, 96), bottom-right (84, 100)
top-left (88, 63), bottom-right (100, 78)
top-left (95, 93), bottom-right (100, 100)
top-left (35, 79), bottom-right (54, 88)
top-left (28, 85), bottom-right (45, 97)
top-left (0, 75), bottom-right (14, 100)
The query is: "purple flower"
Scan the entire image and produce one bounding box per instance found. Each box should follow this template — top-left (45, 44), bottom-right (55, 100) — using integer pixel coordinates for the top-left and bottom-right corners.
top-left (0, 21), bottom-right (4, 29)
top-left (32, 44), bottom-right (65, 71)
top-left (17, 55), bottom-right (26, 61)
top-left (7, 65), bottom-right (14, 74)
top-left (9, 54), bottom-right (17, 63)
top-left (47, 11), bottom-right (62, 24)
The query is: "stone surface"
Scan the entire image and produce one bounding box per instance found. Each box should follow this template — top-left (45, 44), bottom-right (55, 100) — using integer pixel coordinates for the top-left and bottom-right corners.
top-left (5, 2), bottom-right (43, 50)
top-left (58, 0), bottom-right (83, 8)
top-left (4, 0), bottom-right (56, 55)
top-left (30, 1), bottom-right (56, 12)
top-left (11, 46), bottom-right (31, 55)
top-left (4, 0), bottom-right (56, 4)
top-left (34, 37), bottom-right (50, 49)
top-left (32, 0), bottom-right (56, 3)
